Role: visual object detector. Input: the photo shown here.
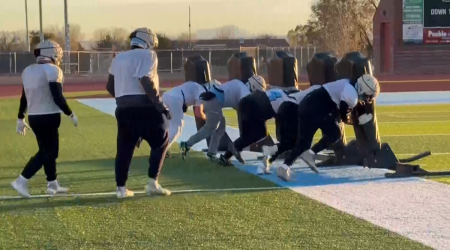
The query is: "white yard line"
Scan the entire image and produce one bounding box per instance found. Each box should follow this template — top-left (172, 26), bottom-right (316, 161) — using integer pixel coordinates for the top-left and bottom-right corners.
top-left (0, 186), bottom-right (286, 201)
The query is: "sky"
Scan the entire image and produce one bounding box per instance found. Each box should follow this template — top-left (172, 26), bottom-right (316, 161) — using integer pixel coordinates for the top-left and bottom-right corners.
top-left (0, 0), bottom-right (312, 39)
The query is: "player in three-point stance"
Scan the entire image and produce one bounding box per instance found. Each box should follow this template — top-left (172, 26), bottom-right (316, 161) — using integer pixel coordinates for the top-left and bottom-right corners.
top-left (179, 76), bottom-right (266, 163)
top-left (276, 74), bottom-right (380, 181)
top-left (106, 28), bottom-right (172, 198)
top-left (258, 85), bottom-right (322, 174)
top-left (11, 40), bottom-right (78, 198)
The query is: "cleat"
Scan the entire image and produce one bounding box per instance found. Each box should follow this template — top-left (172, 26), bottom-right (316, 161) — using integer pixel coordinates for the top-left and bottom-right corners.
top-left (277, 164), bottom-right (292, 181)
top-left (218, 154), bottom-right (233, 166)
top-left (11, 179), bottom-right (31, 198)
top-left (229, 146), bottom-right (245, 164)
top-left (300, 149), bottom-right (319, 173)
top-left (117, 187), bottom-right (134, 198)
top-left (206, 152), bottom-right (218, 162)
top-left (179, 141), bottom-right (190, 161)
top-left (46, 180), bottom-right (69, 195)
top-left (257, 156), bottom-right (272, 175)
top-left (262, 145), bottom-right (278, 156)
top-left (146, 179), bottom-right (171, 196)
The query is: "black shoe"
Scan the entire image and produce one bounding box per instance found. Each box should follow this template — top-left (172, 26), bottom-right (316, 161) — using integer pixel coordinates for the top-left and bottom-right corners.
top-left (206, 152), bottom-right (218, 162)
top-left (229, 146), bottom-right (245, 164)
top-left (180, 142), bottom-right (190, 161)
top-left (218, 154), bottom-right (233, 166)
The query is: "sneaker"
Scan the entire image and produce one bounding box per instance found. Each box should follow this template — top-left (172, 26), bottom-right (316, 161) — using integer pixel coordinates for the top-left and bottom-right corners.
top-left (180, 141), bottom-right (190, 161)
top-left (277, 164), bottom-right (292, 181)
top-left (11, 178), bottom-right (31, 198)
top-left (257, 156), bottom-right (272, 175)
top-left (206, 152), bottom-right (218, 162)
top-left (301, 149), bottom-right (319, 173)
top-left (117, 186), bottom-right (134, 198)
top-left (146, 179), bottom-right (171, 196)
top-left (262, 145), bottom-right (278, 156)
top-left (229, 146), bottom-right (245, 164)
top-left (218, 154), bottom-right (233, 166)
top-left (46, 180), bottom-right (69, 195)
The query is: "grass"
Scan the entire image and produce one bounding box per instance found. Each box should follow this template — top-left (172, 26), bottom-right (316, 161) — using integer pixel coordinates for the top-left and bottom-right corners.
top-left (0, 94), bottom-right (444, 249)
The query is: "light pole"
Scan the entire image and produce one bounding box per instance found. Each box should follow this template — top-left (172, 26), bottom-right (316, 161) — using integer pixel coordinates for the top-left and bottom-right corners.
top-left (25, 0), bottom-right (30, 52)
top-left (64, 0), bottom-right (71, 73)
top-left (39, 0), bottom-right (43, 41)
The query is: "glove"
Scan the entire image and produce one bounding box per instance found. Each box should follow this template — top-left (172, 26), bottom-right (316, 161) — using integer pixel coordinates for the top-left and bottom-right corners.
top-left (163, 108), bottom-right (172, 120)
top-left (70, 112), bottom-right (78, 127)
top-left (358, 113), bottom-right (373, 125)
top-left (16, 119), bottom-right (31, 136)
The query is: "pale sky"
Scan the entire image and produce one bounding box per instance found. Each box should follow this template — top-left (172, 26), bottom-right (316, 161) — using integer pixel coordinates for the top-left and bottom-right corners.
top-left (0, 0), bottom-right (312, 39)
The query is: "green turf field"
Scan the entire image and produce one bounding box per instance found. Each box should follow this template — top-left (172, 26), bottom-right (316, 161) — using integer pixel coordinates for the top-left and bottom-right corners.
top-left (0, 93), bottom-right (447, 249)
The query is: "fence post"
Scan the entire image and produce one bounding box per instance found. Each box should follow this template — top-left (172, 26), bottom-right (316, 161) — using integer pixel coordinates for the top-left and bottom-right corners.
top-left (209, 50), bottom-right (212, 67)
top-left (170, 52), bottom-right (173, 73)
top-left (77, 51), bottom-right (80, 74)
top-left (14, 52), bottom-right (17, 74)
top-left (307, 46), bottom-right (310, 61)
top-left (300, 47), bottom-right (303, 72)
top-left (97, 53), bottom-right (100, 73)
top-left (313, 47), bottom-right (316, 54)
top-left (90, 58), bottom-right (93, 74)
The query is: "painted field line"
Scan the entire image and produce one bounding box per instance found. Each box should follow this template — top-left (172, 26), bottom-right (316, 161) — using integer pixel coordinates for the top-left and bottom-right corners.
top-left (380, 120), bottom-right (450, 124)
top-left (0, 186), bottom-right (286, 201)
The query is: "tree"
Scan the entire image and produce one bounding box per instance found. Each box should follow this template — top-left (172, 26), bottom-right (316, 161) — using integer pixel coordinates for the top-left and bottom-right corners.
top-left (0, 31), bottom-right (27, 52)
top-left (177, 32), bottom-right (196, 42)
top-left (256, 34), bottom-right (276, 39)
top-left (92, 28), bottom-right (129, 51)
top-left (29, 30), bottom-right (57, 50)
top-left (156, 33), bottom-right (171, 50)
top-left (45, 24), bottom-right (85, 51)
top-left (214, 26), bottom-right (235, 39)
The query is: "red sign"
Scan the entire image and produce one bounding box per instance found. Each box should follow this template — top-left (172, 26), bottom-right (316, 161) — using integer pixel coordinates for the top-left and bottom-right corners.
top-left (423, 28), bottom-right (450, 44)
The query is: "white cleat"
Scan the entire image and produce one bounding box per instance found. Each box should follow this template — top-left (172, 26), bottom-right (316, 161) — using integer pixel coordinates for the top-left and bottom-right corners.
top-left (117, 187), bottom-right (134, 198)
top-left (146, 179), bottom-right (171, 196)
top-left (11, 179), bottom-right (31, 198)
top-left (46, 180), bottom-right (69, 195)
top-left (257, 156), bottom-right (272, 175)
top-left (301, 149), bottom-right (319, 173)
top-left (277, 164), bottom-right (292, 182)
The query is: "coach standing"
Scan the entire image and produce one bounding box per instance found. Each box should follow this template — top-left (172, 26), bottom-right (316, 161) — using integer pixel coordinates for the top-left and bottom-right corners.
top-left (106, 28), bottom-right (172, 199)
top-left (11, 40), bottom-right (78, 198)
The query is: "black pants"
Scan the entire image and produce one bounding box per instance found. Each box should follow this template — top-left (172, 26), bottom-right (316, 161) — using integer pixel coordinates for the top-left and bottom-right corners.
top-left (115, 106), bottom-right (169, 187)
top-left (272, 101), bottom-right (299, 161)
top-left (284, 87), bottom-right (342, 166)
top-left (22, 113), bottom-right (61, 182)
top-left (233, 92), bottom-right (275, 152)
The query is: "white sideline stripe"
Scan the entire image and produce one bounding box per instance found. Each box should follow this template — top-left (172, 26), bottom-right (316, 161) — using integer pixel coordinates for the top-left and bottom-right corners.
top-left (381, 120), bottom-right (450, 124)
top-left (0, 187), bottom-right (286, 200)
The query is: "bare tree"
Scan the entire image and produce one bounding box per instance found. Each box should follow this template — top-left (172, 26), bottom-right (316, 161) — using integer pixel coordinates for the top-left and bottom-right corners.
top-left (45, 24), bottom-right (85, 51)
top-left (92, 28), bottom-right (130, 51)
top-left (0, 31), bottom-right (27, 52)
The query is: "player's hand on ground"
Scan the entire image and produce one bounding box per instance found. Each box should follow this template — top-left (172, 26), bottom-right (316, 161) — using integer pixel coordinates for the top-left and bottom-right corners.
top-left (70, 112), bottom-right (78, 127)
top-left (16, 119), bottom-right (31, 136)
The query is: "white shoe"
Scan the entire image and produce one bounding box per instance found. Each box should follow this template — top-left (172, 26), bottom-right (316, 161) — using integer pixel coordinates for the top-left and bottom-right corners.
top-left (257, 156), bottom-right (272, 175)
top-left (11, 178), bottom-right (31, 198)
top-left (117, 186), bottom-right (134, 198)
top-left (146, 179), bottom-right (171, 196)
top-left (46, 180), bottom-right (69, 195)
top-left (262, 145), bottom-right (278, 156)
top-left (277, 164), bottom-right (292, 182)
top-left (301, 149), bottom-right (319, 173)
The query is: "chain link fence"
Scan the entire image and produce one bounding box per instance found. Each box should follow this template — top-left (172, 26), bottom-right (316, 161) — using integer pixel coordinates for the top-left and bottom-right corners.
top-left (0, 47), bottom-right (320, 76)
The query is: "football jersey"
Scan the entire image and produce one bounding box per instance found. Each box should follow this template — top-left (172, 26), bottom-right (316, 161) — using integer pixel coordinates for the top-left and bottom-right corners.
top-left (22, 63), bottom-right (64, 115)
top-left (265, 88), bottom-right (297, 114)
top-left (323, 79), bottom-right (358, 109)
top-left (215, 79), bottom-right (250, 109)
top-left (163, 81), bottom-right (207, 106)
top-left (288, 85), bottom-right (321, 105)
top-left (109, 49), bottom-right (159, 98)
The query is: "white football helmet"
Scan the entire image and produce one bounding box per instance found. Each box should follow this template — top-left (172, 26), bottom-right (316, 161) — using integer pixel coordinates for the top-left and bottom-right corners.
top-left (130, 28), bottom-right (158, 49)
top-left (246, 75), bottom-right (267, 92)
top-left (355, 74), bottom-right (380, 101)
top-left (34, 40), bottom-right (63, 66)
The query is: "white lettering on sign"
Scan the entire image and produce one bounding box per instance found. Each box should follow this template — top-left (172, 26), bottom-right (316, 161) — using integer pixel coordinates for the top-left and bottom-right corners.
top-left (428, 30), bottom-right (448, 38)
top-left (431, 9), bottom-right (447, 15)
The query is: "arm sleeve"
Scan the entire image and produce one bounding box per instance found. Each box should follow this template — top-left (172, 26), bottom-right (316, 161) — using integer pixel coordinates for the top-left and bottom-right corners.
top-left (140, 76), bottom-right (166, 113)
top-left (17, 87), bottom-right (27, 119)
top-left (45, 66), bottom-right (72, 116)
top-left (136, 51), bottom-right (166, 112)
top-left (106, 74), bottom-right (115, 97)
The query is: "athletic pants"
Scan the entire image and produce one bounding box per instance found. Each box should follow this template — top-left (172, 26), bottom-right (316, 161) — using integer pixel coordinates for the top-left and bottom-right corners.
top-left (21, 113), bottom-right (61, 182)
top-left (186, 98), bottom-right (225, 154)
top-left (284, 87), bottom-right (343, 166)
top-left (115, 106), bottom-right (169, 187)
top-left (162, 94), bottom-right (184, 148)
top-left (271, 101), bottom-right (299, 161)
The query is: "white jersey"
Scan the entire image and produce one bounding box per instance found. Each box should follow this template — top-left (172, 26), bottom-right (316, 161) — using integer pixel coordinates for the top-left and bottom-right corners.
top-left (323, 79), bottom-right (358, 109)
top-left (288, 85), bottom-right (322, 105)
top-left (265, 89), bottom-right (297, 114)
top-left (218, 79), bottom-right (250, 109)
top-left (109, 49), bottom-right (159, 98)
top-left (163, 81), bottom-right (207, 106)
top-left (22, 63), bottom-right (64, 115)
